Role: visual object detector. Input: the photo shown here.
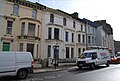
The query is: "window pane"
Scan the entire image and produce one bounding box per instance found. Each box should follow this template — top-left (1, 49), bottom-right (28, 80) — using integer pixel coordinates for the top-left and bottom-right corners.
top-left (72, 33), bottom-right (74, 42)
top-left (63, 18), bottom-right (66, 26)
top-left (48, 28), bottom-right (52, 39)
top-left (54, 28), bottom-right (59, 40)
top-left (48, 45), bottom-right (51, 57)
top-left (83, 48), bottom-right (85, 52)
top-left (37, 25), bottom-right (39, 37)
top-left (13, 4), bottom-right (19, 16)
top-left (66, 47), bottom-right (69, 58)
top-left (50, 14), bottom-right (54, 23)
top-left (78, 34), bottom-right (81, 43)
top-left (6, 21), bottom-right (13, 34)
top-left (73, 21), bottom-right (75, 28)
top-left (19, 43), bottom-right (23, 51)
top-left (78, 48), bottom-right (81, 57)
top-left (21, 22), bottom-right (25, 35)
top-left (92, 37), bottom-right (94, 44)
top-left (65, 32), bottom-right (68, 42)
top-left (71, 48), bottom-right (74, 58)
top-left (82, 35), bottom-right (85, 43)
top-left (81, 24), bottom-right (83, 31)
top-left (32, 9), bottom-right (37, 19)
top-left (28, 23), bottom-right (35, 36)
top-left (88, 36), bottom-right (91, 43)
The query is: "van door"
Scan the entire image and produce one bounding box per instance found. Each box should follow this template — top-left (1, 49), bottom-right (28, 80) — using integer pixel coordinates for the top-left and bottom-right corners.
top-left (0, 52), bottom-right (16, 75)
top-left (97, 53), bottom-right (103, 65)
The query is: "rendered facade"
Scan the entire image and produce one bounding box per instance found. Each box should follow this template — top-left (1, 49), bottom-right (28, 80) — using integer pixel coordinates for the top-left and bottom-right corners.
top-left (0, 0), bottom-right (46, 59)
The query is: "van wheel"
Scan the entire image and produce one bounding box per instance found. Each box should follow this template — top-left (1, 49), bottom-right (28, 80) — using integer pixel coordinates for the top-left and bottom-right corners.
top-left (90, 63), bottom-right (95, 69)
top-left (106, 61), bottom-right (110, 67)
top-left (17, 69), bottom-right (28, 79)
top-left (78, 66), bottom-right (82, 69)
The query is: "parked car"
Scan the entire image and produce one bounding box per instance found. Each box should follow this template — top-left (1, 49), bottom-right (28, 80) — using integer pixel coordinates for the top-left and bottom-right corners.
top-left (110, 55), bottom-right (120, 64)
top-left (116, 52), bottom-right (120, 60)
top-left (0, 52), bottom-right (34, 79)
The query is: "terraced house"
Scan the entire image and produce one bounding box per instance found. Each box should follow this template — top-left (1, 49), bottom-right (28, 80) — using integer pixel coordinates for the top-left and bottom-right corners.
top-left (0, 0), bottom-right (46, 59)
top-left (41, 8), bottom-right (86, 66)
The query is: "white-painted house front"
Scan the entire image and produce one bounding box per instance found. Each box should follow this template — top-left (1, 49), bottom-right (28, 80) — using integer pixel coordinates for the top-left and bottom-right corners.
top-left (82, 18), bottom-right (97, 49)
top-left (41, 7), bottom-right (86, 66)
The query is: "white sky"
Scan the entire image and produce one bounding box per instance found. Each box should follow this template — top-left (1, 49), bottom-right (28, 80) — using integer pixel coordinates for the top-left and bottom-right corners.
top-left (30, 0), bottom-right (120, 41)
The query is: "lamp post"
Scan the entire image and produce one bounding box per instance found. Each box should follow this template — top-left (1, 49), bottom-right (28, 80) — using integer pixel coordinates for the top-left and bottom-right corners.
top-left (53, 45), bottom-right (59, 69)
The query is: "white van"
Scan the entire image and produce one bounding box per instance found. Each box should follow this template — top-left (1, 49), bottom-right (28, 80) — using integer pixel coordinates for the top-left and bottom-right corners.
top-left (77, 49), bottom-right (110, 69)
top-left (0, 52), bottom-right (34, 79)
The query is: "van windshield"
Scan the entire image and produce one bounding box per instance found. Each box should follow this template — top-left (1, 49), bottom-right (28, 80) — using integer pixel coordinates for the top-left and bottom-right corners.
top-left (80, 52), bottom-right (97, 58)
top-left (117, 53), bottom-right (120, 57)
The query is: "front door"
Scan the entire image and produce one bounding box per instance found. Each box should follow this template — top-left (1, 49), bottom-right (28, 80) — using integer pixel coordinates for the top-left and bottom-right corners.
top-left (54, 46), bottom-right (59, 59)
top-left (27, 44), bottom-right (34, 57)
top-left (2, 42), bottom-right (10, 51)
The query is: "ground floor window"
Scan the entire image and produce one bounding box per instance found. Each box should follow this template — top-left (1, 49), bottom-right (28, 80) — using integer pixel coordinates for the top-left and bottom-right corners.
top-left (48, 45), bottom-right (51, 57)
top-left (71, 48), bottom-right (74, 58)
top-left (78, 48), bottom-right (81, 57)
top-left (2, 42), bottom-right (10, 51)
top-left (66, 47), bottom-right (69, 58)
top-left (19, 43), bottom-right (23, 51)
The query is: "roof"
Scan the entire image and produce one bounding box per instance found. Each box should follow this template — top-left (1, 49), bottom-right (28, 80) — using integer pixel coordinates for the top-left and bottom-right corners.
top-left (82, 18), bottom-right (101, 27)
top-left (7, 0), bottom-right (46, 10)
top-left (56, 9), bottom-right (85, 23)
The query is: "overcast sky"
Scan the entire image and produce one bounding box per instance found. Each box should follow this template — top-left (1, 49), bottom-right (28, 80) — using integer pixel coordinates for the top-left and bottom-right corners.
top-left (30, 0), bottom-right (120, 41)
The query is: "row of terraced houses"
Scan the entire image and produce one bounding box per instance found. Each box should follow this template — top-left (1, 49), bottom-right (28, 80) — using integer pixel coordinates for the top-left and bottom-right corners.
top-left (0, 0), bottom-right (114, 66)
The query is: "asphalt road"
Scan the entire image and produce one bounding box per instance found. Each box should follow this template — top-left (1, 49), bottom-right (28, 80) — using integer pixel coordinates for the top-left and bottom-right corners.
top-left (0, 64), bottom-right (120, 81)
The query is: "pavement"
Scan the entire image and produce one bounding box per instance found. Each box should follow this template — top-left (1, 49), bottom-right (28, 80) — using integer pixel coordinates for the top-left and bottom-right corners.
top-left (34, 64), bottom-right (77, 73)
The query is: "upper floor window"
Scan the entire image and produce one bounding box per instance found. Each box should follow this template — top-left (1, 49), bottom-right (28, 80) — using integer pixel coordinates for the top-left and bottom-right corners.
top-left (65, 31), bottom-right (69, 42)
top-left (6, 20), bottom-right (13, 34)
top-left (93, 28), bottom-right (95, 34)
top-left (48, 28), bottom-right (52, 39)
top-left (88, 26), bottom-right (90, 33)
top-left (73, 21), bottom-right (75, 28)
top-left (21, 22), bottom-right (25, 35)
top-left (28, 23), bottom-right (35, 36)
top-left (13, 4), bottom-right (19, 16)
top-left (88, 36), bottom-right (91, 43)
top-left (32, 9), bottom-right (37, 19)
top-left (63, 18), bottom-right (66, 26)
top-left (37, 25), bottom-right (39, 37)
top-left (54, 28), bottom-right (59, 40)
top-left (92, 36), bottom-right (94, 44)
top-left (50, 14), bottom-right (54, 23)
top-left (72, 33), bottom-right (74, 42)
top-left (82, 35), bottom-right (85, 43)
top-left (81, 24), bottom-right (83, 31)
top-left (78, 34), bottom-right (81, 43)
